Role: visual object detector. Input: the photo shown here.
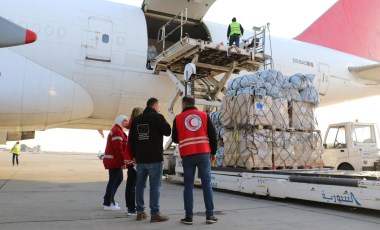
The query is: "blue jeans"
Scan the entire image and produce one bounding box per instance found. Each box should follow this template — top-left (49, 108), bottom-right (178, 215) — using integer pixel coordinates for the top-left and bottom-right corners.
top-left (136, 162), bottom-right (163, 216)
top-left (12, 154), bottom-right (19, 166)
top-left (229, 34), bottom-right (240, 47)
top-left (103, 168), bottom-right (123, 206)
top-left (182, 153), bottom-right (214, 218)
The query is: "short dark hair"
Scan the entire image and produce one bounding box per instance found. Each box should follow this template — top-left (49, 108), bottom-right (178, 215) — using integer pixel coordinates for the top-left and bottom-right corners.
top-left (147, 97), bottom-right (158, 108)
top-left (232, 17), bottom-right (236, 22)
top-left (182, 95), bottom-right (195, 107)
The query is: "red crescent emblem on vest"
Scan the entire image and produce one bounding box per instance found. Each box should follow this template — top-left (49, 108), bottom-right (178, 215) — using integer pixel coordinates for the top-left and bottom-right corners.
top-left (185, 114), bottom-right (202, 131)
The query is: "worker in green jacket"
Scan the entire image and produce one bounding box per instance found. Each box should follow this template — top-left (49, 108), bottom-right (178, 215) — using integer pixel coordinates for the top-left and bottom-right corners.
top-left (227, 17), bottom-right (244, 48)
top-left (10, 141), bottom-right (21, 166)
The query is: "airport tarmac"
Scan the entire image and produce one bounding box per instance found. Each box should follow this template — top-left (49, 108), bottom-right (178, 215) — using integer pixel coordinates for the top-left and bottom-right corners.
top-left (0, 151), bottom-right (379, 230)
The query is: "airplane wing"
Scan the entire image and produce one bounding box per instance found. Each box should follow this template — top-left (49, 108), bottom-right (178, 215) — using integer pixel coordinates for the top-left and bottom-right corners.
top-left (348, 64), bottom-right (380, 82)
top-left (142, 0), bottom-right (216, 22)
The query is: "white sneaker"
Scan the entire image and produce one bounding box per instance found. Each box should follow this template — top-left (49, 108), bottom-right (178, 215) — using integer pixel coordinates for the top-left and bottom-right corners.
top-left (104, 204), bottom-right (121, 211)
top-left (127, 211), bottom-right (137, 216)
top-left (113, 202), bottom-right (120, 208)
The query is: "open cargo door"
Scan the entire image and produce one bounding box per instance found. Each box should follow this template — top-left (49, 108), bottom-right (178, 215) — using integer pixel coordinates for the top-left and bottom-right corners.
top-left (142, 0), bottom-right (216, 55)
top-left (142, 0), bottom-right (216, 22)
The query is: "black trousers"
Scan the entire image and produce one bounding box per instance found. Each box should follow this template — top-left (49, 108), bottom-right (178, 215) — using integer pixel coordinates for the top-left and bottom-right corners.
top-left (125, 166), bottom-right (137, 211)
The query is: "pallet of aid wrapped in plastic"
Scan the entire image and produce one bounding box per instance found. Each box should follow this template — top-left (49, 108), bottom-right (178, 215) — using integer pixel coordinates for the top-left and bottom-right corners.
top-left (222, 128), bottom-right (272, 169)
top-left (286, 73), bottom-right (320, 130)
top-left (217, 69), bottom-right (323, 170)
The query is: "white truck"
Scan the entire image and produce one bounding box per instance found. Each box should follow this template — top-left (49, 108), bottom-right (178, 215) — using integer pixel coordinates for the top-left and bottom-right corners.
top-left (323, 122), bottom-right (380, 171)
top-left (167, 121), bottom-right (380, 211)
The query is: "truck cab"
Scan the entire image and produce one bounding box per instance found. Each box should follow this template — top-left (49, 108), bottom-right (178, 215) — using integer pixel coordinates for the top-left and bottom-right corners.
top-left (323, 122), bottom-right (380, 171)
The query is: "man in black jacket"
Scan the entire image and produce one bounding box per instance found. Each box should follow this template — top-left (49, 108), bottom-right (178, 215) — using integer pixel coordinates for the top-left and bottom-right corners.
top-left (129, 97), bottom-right (171, 223)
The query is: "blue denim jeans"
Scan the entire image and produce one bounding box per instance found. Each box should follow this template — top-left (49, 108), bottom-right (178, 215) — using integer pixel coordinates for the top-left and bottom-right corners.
top-left (182, 153), bottom-right (214, 218)
top-left (103, 168), bottom-right (123, 206)
top-left (12, 154), bottom-right (19, 166)
top-left (229, 34), bottom-right (240, 47)
top-left (136, 162), bottom-right (163, 216)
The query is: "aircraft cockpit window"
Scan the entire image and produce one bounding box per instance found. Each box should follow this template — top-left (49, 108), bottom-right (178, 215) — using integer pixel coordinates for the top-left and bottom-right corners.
top-left (102, 34), bottom-right (109, 43)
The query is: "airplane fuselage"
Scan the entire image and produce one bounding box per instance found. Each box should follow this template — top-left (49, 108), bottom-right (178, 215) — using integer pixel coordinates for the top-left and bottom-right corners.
top-left (0, 0), bottom-right (379, 133)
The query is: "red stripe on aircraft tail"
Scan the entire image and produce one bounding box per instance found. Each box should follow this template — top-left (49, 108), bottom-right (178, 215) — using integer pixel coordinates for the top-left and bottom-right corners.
top-left (294, 0), bottom-right (380, 62)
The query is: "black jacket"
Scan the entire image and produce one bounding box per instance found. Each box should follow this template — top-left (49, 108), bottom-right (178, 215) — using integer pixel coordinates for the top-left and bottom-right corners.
top-left (172, 106), bottom-right (218, 155)
top-left (129, 107), bottom-right (171, 163)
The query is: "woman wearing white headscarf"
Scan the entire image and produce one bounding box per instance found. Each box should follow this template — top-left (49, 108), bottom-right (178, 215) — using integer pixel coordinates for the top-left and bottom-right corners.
top-left (102, 115), bottom-right (128, 211)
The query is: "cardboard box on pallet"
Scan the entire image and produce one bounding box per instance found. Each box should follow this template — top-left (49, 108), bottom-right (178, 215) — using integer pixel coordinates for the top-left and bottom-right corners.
top-left (253, 96), bottom-right (273, 126)
top-left (289, 100), bottom-right (317, 130)
top-left (272, 146), bottom-right (298, 168)
top-left (290, 131), bottom-right (323, 167)
top-left (223, 128), bottom-right (272, 169)
top-left (221, 93), bottom-right (273, 128)
top-left (272, 131), bottom-right (297, 167)
top-left (271, 98), bottom-right (289, 129)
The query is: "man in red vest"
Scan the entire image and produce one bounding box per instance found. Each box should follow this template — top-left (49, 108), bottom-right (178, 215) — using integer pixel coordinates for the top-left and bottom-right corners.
top-left (172, 95), bottom-right (218, 225)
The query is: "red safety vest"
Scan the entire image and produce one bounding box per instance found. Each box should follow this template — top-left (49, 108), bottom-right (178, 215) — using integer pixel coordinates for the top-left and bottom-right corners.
top-left (175, 109), bottom-right (211, 157)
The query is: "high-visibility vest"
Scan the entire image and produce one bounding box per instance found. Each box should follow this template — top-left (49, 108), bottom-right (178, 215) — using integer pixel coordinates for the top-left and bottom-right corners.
top-left (229, 22), bottom-right (242, 36)
top-left (11, 144), bottom-right (20, 155)
top-left (175, 109), bottom-right (211, 157)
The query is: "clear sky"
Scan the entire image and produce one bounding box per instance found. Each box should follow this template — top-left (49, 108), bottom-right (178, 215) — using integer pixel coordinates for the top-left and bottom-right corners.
top-left (5, 0), bottom-right (380, 153)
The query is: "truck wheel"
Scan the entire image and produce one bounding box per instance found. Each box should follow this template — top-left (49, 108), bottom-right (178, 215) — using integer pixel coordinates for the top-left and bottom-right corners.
top-left (337, 163), bottom-right (354, 170)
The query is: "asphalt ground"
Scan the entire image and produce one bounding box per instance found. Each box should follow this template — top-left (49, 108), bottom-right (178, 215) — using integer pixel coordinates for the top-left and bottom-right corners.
top-left (0, 151), bottom-right (379, 230)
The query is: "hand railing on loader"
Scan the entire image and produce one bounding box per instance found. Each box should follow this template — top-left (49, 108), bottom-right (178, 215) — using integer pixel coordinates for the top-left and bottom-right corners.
top-left (157, 8), bottom-right (188, 54)
top-left (242, 23), bottom-right (273, 69)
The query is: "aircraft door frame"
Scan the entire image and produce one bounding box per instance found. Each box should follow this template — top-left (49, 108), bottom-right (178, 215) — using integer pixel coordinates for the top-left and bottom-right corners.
top-left (314, 62), bottom-right (329, 95)
top-left (86, 17), bottom-right (113, 62)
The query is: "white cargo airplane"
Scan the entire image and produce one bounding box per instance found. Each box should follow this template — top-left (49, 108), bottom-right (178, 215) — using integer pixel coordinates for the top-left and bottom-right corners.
top-left (0, 0), bottom-right (379, 143)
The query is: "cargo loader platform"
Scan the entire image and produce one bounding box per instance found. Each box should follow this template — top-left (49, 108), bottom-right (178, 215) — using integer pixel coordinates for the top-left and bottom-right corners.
top-left (153, 37), bottom-right (265, 77)
top-left (151, 9), bottom-right (270, 120)
top-left (168, 168), bottom-right (380, 211)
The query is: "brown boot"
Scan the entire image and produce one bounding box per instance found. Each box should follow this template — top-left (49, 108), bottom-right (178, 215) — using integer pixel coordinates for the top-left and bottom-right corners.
top-left (150, 213), bottom-right (169, 223)
top-left (136, 212), bottom-right (147, 221)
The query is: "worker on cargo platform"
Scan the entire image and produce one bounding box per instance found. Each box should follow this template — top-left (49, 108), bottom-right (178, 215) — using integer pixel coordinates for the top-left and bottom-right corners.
top-left (227, 17), bottom-right (244, 47)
